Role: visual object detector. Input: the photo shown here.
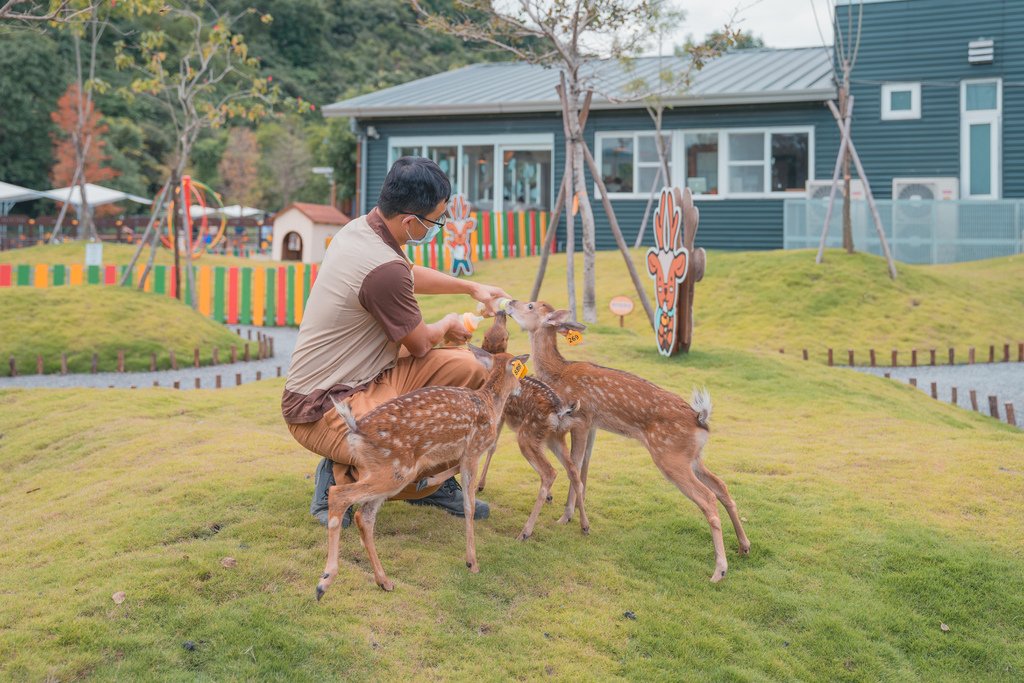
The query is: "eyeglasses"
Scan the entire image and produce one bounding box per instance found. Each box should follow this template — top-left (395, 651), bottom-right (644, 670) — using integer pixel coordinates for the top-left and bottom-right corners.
top-left (408, 212), bottom-right (447, 228)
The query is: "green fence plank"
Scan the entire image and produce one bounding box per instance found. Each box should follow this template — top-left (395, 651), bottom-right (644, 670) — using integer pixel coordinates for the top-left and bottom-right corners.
top-left (265, 267), bottom-right (276, 327)
top-left (16, 264), bottom-right (31, 286)
top-left (286, 265), bottom-right (296, 326)
top-left (213, 266), bottom-right (226, 323)
top-left (87, 265), bottom-right (101, 285)
top-left (154, 265), bottom-right (166, 295)
top-left (52, 264), bottom-right (66, 286)
top-left (240, 267), bottom-right (252, 325)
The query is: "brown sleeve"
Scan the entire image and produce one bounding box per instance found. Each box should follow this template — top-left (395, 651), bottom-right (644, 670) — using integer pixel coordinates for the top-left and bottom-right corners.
top-left (358, 261), bottom-right (422, 342)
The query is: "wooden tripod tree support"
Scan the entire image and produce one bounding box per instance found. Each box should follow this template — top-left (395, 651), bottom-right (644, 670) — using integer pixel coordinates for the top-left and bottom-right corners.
top-left (815, 95), bottom-right (898, 280)
top-left (531, 84), bottom-right (655, 330)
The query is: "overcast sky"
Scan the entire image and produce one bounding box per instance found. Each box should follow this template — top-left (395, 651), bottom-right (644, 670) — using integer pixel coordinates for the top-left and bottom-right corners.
top-left (667, 0), bottom-right (835, 50)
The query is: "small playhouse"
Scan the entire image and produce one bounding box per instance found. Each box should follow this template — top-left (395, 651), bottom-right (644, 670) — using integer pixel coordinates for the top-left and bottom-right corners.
top-left (271, 202), bottom-right (351, 263)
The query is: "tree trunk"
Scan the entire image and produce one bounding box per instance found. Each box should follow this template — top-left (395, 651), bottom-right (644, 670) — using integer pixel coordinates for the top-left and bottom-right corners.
top-left (171, 171), bottom-right (182, 300)
top-left (572, 137), bottom-right (597, 323)
top-left (840, 78), bottom-right (854, 253)
top-left (563, 137), bottom-right (578, 321)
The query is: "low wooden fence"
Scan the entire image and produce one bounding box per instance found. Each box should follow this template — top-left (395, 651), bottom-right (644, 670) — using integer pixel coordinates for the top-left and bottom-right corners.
top-left (782, 343), bottom-right (1024, 366)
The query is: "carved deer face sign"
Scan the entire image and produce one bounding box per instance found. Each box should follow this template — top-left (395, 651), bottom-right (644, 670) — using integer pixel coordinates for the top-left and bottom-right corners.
top-left (646, 187), bottom-right (705, 356)
top-left (444, 194), bottom-right (476, 277)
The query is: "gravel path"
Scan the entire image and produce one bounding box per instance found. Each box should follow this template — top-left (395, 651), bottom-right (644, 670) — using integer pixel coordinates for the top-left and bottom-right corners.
top-left (848, 362), bottom-right (1024, 430)
top-left (0, 325), bottom-right (298, 390)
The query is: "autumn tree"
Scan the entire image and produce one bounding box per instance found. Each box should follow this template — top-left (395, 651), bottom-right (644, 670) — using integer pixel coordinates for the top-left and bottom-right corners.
top-left (50, 83), bottom-right (119, 220)
top-left (217, 127), bottom-right (260, 206)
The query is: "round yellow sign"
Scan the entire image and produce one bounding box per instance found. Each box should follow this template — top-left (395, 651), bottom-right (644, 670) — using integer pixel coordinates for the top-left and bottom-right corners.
top-left (609, 296), bottom-right (634, 316)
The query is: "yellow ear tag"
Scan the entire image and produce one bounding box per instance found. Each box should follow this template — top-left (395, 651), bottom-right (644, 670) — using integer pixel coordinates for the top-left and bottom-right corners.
top-left (511, 359), bottom-right (528, 379)
top-left (564, 330), bottom-right (583, 345)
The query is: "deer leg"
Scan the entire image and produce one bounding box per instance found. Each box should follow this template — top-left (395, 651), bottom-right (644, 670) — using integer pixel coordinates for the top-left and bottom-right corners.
top-left (548, 435), bottom-right (589, 535)
top-left (693, 460), bottom-right (750, 555)
top-left (460, 456), bottom-right (481, 573)
top-left (561, 425), bottom-right (596, 523)
top-left (515, 436), bottom-right (558, 541)
top-left (657, 457), bottom-right (729, 583)
top-left (316, 478), bottom-right (379, 601)
top-left (415, 464), bottom-right (462, 492)
top-left (353, 498), bottom-right (393, 591)
top-left (477, 418), bottom-right (504, 492)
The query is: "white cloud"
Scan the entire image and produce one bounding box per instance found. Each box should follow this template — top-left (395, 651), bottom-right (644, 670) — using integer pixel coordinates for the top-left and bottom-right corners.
top-left (663, 0), bottom-right (835, 51)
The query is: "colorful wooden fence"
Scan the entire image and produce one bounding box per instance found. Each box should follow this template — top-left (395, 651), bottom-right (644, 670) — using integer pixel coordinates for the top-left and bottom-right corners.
top-left (405, 209), bottom-right (550, 268)
top-left (0, 262), bottom-right (316, 328)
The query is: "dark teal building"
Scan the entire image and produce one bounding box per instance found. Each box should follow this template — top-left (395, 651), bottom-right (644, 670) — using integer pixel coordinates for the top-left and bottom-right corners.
top-left (324, 0), bottom-right (1021, 257)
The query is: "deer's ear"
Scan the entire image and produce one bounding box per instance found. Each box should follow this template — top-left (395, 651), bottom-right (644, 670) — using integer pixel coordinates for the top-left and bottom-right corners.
top-left (542, 309), bottom-right (572, 327)
top-left (511, 353), bottom-right (530, 365)
top-left (558, 321), bottom-right (586, 333)
top-left (647, 250), bottom-right (660, 274)
top-left (467, 344), bottom-right (493, 370)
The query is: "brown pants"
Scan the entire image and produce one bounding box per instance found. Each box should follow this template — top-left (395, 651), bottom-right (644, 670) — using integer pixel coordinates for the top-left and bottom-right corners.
top-left (287, 346), bottom-right (488, 499)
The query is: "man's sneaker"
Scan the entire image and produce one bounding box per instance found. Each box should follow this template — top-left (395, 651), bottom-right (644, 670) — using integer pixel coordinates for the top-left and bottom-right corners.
top-left (310, 457), bottom-right (352, 528)
top-left (407, 477), bottom-right (490, 519)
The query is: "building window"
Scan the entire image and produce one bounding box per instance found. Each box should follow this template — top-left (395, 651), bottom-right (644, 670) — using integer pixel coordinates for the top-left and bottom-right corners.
top-left (600, 136), bottom-right (634, 193)
top-left (683, 133), bottom-right (719, 195)
top-left (881, 83), bottom-right (921, 120)
top-left (727, 132), bottom-right (766, 193)
top-left (461, 145), bottom-right (495, 211)
top-left (503, 148), bottom-right (551, 211)
top-left (596, 132), bottom-right (671, 196)
top-left (960, 78), bottom-right (1001, 198)
top-left (770, 133), bottom-right (810, 192)
top-left (637, 134), bottom-right (671, 193)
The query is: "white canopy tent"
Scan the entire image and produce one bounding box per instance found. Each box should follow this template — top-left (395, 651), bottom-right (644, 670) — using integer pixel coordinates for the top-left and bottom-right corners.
top-left (215, 204), bottom-right (264, 219)
top-left (0, 181), bottom-right (43, 216)
top-left (41, 183), bottom-right (153, 208)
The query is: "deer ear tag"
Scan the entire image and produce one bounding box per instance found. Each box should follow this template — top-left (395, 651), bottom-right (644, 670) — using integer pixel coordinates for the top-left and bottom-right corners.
top-left (511, 359), bottom-right (528, 378)
top-left (563, 330), bottom-right (583, 345)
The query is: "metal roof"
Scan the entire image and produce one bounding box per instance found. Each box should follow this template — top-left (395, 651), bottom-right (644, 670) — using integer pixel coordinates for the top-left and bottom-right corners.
top-left (324, 47), bottom-right (836, 119)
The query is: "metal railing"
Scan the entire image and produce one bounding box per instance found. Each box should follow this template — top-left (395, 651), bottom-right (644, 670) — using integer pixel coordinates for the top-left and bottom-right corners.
top-left (784, 199), bottom-right (1024, 264)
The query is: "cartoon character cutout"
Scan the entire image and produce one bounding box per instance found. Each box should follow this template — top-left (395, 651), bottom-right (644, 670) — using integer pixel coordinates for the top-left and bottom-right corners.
top-left (646, 187), bottom-right (706, 356)
top-left (444, 194), bottom-right (476, 277)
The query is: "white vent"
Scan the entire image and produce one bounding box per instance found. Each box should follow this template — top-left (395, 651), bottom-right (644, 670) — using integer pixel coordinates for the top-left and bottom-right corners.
top-left (890, 178), bottom-right (960, 264)
top-left (968, 39), bottom-right (994, 64)
top-left (892, 178), bottom-right (959, 201)
top-left (805, 179), bottom-right (866, 200)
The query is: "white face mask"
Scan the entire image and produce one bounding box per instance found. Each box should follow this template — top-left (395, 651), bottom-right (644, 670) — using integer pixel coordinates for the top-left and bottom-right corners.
top-left (405, 216), bottom-right (442, 246)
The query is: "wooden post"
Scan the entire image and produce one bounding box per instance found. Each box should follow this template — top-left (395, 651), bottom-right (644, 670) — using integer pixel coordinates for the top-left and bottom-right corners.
top-left (779, 348), bottom-right (785, 354)
top-left (1019, 342), bottom-right (1023, 362)
top-left (277, 366), bottom-right (282, 377)
top-left (9, 356), bottom-right (16, 377)
top-left (929, 349), bottom-right (936, 366)
top-left (91, 353), bottom-right (98, 374)
top-left (256, 370), bottom-right (262, 381)
top-left (870, 349), bottom-right (876, 367)
top-left (235, 373), bottom-right (242, 386)
top-left (1003, 343), bottom-right (1009, 362)
top-left (61, 353), bottom-right (68, 375)
top-left (988, 395), bottom-right (999, 419)
top-left (951, 387), bottom-right (958, 404)
top-left (909, 378), bottom-right (917, 387)
top-left (173, 380), bottom-right (180, 390)
top-left (36, 354), bottom-right (43, 374)
top-left (802, 349), bottom-right (809, 361)
top-left (1006, 403), bottom-right (1017, 427)
top-left (230, 346), bottom-right (237, 364)
top-left (848, 349), bottom-right (854, 366)
top-left (269, 338), bottom-right (274, 357)
top-left (911, 349), bottom-right (917, 367)
top-left (195, 377), bottom-right (201, 389)
top-left (216, 375), bottom-right (222, 389)
top-left (170, 350), bottom-right (177, 370)
top-left (247, 329), bottom-right (252, 341)
top-left (891, 350), bottom-right (898, 367)
top-left (988, 345), bottom-right (995, 363)
top-left (828, 348), bottom-right (834, 366)
top-left (153, 380), bottom-right (159, 387)
top-left (117, 350), bottom-right (125, 373)
top-left (884, 372), bottom-right (891, 378)
top-left (212, 347), bottom-right (219, 365)
top-left (243, 343), bottom-right (250, 362)
top-left (930, 382), bottom-right (937, 399)
top-left (968, 347), bottom-right (975, 364)
top-left (948, 348), bottom-right (955, 365)
top-left (970, 390), bottom-right (978, 411)
top-left (193, 347), bottom-right (200, 368)
top-left (150, 352), bottom-right (157, 372)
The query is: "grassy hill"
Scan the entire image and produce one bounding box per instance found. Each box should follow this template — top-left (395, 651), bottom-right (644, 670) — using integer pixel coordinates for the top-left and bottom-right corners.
top-left (0, 286), bottom-right (245, 373)
top-left (1, 249), bottom-right (1022, 679)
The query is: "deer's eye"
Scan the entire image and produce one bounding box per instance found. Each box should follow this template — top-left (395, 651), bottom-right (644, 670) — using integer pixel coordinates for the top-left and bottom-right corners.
top-left (527, 303), bottom-right (534, 310)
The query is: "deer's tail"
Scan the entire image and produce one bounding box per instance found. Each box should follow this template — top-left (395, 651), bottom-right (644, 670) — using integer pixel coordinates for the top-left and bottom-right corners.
top-left (331, 397), bottom-right (364, 448)
top-left (691, 387), bottom-right (712, 431)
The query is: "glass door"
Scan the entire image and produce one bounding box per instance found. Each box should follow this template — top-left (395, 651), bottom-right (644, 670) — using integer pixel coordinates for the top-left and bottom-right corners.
top-left (499, 147), bottom-right (552, 211)
top-left (961, 79), bottom-right (1001, 198)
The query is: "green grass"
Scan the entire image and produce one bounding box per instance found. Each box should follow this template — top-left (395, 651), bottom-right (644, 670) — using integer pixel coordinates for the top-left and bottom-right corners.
top-left (1, 241), bottom-right (281, 269)
top-left (0, 287), bottom-right (245, 373)
top-left (1, 248), bottom-right (1023, 680)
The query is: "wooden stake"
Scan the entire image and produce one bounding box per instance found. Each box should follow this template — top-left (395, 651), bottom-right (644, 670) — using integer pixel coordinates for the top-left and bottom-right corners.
top-left (269, 338), bottom-right (274, 357)
top-left (802, 349), bottom-right (809, 361)
top-left (212, 347), bottom-right (219, 365)
top-left (951, 387), bottom-right (958, 404)
top-left (970, 390), bottom-right (978, 411)
top-left (173, 380), bottom-right (180, 390)
top-left (195, 377), bottom-right (201, 389)
top-left (870, 349), bottom-right (876, 366)
top-left (230, 346), bottom-right (237, 364)
top-left (828, 348), bottom-right (834, 366)
top-left (91, 353), bottom-right (98, 374)
top-left (930, 382), bottom-right (937, 399)
top-left (891, 350), bottom-right (898, 367)
top-left (243, 343), bottom-right (250, 362)
top-left (1019, 342), bottom-right (1023, 362)
top-left (969, 347), bottom-right (975, 364)
top-left (988, 395), bottom-right (999, 418)
top-left (1006, 403), bottom-right (1017, 427)
top-left (988, 345), bottom-right (995, 363)
top-left (9, 356), bottom-right (16, 377)
top-left (247, 329), bottom-right (252, 340)
top-left (150, 352), bottom-right (157, 372)
top-left (170, 349), bottom-right (177, 370)
top-left (911, 349), bottom-right (917, 367)
top-left (36, 354), bottom-right (43, 375)
top-left (193, 347), bottom-right (200, 368)
top-left (153, 380), bottom-right (159, 387)
top-left (61, 353), bottom-right (68, 375)
top-left (277, 366), bottom-right (282, 377)
top-left (884, 372), bottom-right (891, 378)
top-left (235, 373), bottom-right (242, 386)
top-left (216, 375), bottom-right (222, 389)
top-left (1003, 343), bottom-right (1009, 362)
top-left (848, 349), bottom-right (854, 366)
top-left (909, 377), bottom-right (917, 387)
top-left (929, 349), bottom-right (936, 366)
top-left (948, 347), bottom-right (955, 365)
top-left (256, 370), bottom-right (262, 381)
top-left (117, 350), bottom-right (125, 373)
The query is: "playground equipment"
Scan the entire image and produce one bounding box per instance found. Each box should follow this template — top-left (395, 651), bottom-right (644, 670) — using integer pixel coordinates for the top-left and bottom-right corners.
top-left (159, 176), bottom-right (228, 259)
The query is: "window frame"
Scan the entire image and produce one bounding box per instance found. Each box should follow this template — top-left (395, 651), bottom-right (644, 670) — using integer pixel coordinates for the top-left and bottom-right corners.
top-left (960, 78), bottom-right (1002, 199)
top-left (594, 126), bottom-right (814, 200)
top-left (881, 82), bottom-right (922, 121)
top-left (387, 133), bottom-right (555, 213)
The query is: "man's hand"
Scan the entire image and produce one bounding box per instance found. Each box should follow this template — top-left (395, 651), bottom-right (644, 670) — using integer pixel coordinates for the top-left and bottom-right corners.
top-left (470, 283), bottom-right (512, 316)
top-left (441, 312), bottom-right (472, 345)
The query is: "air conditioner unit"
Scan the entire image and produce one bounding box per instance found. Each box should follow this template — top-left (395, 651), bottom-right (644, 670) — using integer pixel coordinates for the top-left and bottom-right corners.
top-left (891, 177), bottom-right (960, 264)
top-left (800, 180), bottom-right (869, 250)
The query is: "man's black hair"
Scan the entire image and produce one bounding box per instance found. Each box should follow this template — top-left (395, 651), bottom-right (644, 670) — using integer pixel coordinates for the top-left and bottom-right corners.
top-left (377, 157), bottom-right (451, 218)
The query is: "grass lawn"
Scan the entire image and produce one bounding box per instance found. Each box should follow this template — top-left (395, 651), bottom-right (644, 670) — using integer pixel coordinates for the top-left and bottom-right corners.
top-left (0, 287), bottom-right (245, 373)
top-left (1, 248), bottom-right (1022, 680)
top-left (0, 241), bottom-right (281, 269)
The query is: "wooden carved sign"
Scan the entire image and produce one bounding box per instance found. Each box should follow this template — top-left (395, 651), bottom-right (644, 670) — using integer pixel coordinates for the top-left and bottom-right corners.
top-left (444, 194), bottom-right (476, 277)
top-left (646, 187), bottom-right (707, 356)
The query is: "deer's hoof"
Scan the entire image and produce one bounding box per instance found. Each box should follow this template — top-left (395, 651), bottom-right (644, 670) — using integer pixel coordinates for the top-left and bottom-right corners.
top-left (739, 542), bottom-right (751, 556)
top-left (476, 485), bottom-right (485, 493)
top-left (377, 578), bottom-right (394, 592)
top-left (315, 583), bottom-right (327, 601)
top-left (467, 562), bottom-right (480, 574)
top-left (556, 515), bottom-right (571, 525)
top-left (545, 494), bottom-right (553, 503)
top-left (581, 526), bottom-right (590, 536)
top-left (709, 568), bottom-right (727, 583)
top-left (516, 532), bottom-right (531, 541)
